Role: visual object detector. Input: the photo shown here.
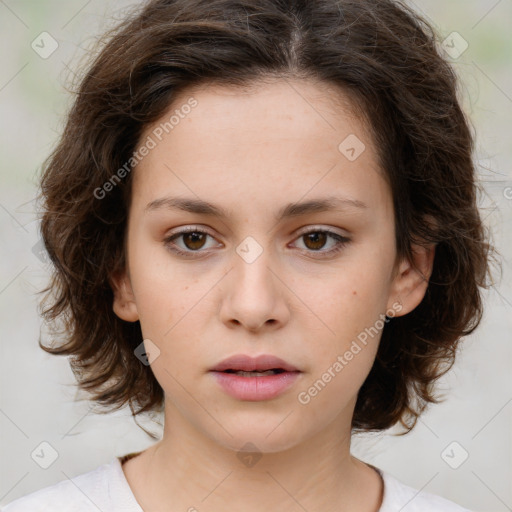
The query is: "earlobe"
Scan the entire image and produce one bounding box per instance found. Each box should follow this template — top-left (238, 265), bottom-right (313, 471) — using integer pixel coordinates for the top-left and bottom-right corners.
top-left (387, 243), bottom-right (436, 317)
top-left (109, 269), bottom-right (139, 322)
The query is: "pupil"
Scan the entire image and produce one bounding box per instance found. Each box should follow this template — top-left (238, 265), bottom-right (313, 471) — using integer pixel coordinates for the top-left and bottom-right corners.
top-left (182, 232), bottom-right (328, 251)
top-left (184, 232), bottom-right (206, 250)
top-left (305, 232), bottom-right (326, 250)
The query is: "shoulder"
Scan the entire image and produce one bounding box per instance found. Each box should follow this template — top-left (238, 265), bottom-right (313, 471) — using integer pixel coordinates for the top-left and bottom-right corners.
top-left (1, 457), bottom-right (141, 512)
top-left (374, 465), bottom-right (472, 512)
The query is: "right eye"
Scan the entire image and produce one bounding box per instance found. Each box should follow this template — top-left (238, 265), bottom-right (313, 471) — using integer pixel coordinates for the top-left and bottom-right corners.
top-left (163, 227), bottom-right (222, 257)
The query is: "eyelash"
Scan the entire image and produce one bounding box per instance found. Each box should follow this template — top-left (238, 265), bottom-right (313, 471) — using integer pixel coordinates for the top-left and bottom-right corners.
top-left (163, 226), bottom-right (351, 259)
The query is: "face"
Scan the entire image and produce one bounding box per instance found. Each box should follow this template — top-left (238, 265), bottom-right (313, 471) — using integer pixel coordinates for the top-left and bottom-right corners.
top-left (111, 78), bottom-right (433, 453)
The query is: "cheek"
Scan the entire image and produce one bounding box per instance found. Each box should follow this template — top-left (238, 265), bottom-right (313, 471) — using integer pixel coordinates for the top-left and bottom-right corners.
top-left (128, 254), bottom-right (184, 341)
top-left (297, 263), bottom-right (390, 341)
top-left (128, 243), bottom-right (216, 367)
top-left (295, 278), bottom-right (384, 414)
top-left (290, 254), bottom-right (393, 393)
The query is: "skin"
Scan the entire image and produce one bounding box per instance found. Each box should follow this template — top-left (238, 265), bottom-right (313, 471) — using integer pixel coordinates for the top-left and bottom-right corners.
top-left (111, 77), bottom-right (435, 512)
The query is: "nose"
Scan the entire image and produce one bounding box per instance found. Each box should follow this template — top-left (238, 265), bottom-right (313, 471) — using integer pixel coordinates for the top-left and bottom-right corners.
top-left (219, 245), bottom-right (290, 333)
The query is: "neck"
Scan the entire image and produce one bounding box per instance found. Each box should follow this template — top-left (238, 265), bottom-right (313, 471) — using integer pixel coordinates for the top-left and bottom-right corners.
top-left (124, 402), bottom-right (383, 512)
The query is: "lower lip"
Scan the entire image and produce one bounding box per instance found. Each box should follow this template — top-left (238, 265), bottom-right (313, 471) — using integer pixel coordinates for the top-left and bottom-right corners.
top-left (210, 371), bottom-right (301, 401)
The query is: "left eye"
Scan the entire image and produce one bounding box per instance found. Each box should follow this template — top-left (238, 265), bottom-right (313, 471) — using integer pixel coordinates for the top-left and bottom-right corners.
top-left (163, 227), bottom-right (350, 258)
top-left (292, 230), bottom-right (349, 254)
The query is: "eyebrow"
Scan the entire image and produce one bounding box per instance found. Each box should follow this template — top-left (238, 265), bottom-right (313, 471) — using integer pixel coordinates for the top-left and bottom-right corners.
top-left (144, 195), bottom-right (367, 221)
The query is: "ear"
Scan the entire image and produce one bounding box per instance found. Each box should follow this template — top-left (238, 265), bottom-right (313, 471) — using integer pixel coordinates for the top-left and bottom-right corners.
top-left (387, 242), bottom-right (436, 317)
top-left (109, 269), bottom-right (139, 322)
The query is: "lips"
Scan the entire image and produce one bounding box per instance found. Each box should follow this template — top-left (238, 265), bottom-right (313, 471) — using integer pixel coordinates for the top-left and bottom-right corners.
top-left (209, 354), bottom-right (302, 401)
top-left (209, 354), bottom-right (300, 373)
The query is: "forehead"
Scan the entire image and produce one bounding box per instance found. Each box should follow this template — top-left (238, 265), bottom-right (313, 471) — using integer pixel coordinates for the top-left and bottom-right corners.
top-left (160, 77), bottom-right (371, 150)
top-left (131, 78), bottom-right (390, 218)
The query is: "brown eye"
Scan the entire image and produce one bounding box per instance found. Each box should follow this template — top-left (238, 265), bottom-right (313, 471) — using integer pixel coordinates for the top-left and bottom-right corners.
top-left (164, 227), bottom-right (221, 257)
top-left (292, 229), bottom-right (351, 258)
top-left (302, 232), bottom-right (328, 251)
top-left (182, 232), bottom-right (207, 250)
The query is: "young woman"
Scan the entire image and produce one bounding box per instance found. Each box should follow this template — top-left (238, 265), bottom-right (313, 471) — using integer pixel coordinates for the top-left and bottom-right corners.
top-left (3, 0), bottom-right (492, 510)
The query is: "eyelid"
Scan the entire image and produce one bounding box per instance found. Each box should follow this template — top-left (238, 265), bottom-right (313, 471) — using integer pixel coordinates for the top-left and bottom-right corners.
top-left (164, 225), bottom-right (351, 258)
top-left (162, 225), bottom-right (220, 258)
top-left (167, 224), bottom-right (348, 238)
top-left (165, 225), bottom-right (222, 246)
top-left (289, 227), bottom-right (351, 258)
top-left (294, 224), bottom-right (348, 238)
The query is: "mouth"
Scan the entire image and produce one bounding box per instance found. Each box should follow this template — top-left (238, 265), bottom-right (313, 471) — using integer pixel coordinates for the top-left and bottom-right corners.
top-left (210, 353), bottom-right (300, 373)
top-left (221, 369), bottom-right (287, 377)
top-left (209, 354), bottom-right (301, 401)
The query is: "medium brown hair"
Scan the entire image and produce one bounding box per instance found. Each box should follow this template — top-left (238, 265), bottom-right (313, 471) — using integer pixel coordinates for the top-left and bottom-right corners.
top-left (37, 0), bottom-right (494, 437)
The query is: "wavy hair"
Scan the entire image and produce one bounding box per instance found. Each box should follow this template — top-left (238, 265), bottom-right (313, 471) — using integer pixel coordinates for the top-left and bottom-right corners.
top-left (37, 0), bottom-right (494, 437)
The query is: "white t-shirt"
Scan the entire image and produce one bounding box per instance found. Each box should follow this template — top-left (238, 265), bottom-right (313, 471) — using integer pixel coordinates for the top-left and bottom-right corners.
top-left (1, 455), bottom-right (472, 512)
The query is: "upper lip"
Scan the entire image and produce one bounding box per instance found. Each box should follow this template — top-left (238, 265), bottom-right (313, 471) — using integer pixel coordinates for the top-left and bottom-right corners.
top-left (210, 354), bottom-right (300, 372)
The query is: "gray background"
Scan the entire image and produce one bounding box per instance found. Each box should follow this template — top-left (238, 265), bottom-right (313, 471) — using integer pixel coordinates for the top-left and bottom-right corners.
top-left (0, 1), bottom-right (511, 510)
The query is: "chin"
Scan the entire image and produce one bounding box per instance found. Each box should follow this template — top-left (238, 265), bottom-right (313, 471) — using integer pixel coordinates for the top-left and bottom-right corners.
top-left (206, 414), bottom-right (309, 455)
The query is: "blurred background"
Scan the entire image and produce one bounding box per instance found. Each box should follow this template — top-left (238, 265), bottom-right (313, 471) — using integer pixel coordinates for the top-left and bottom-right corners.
top-left (0, 1), bottom-right (510, 510)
